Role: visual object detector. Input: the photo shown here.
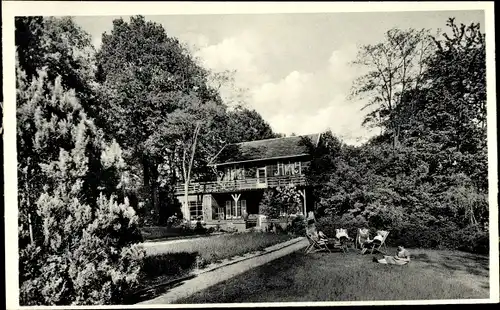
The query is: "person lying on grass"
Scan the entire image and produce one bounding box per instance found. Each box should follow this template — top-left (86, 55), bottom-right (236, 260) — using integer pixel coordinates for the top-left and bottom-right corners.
top-left (360, 231), bottom-right (385, 254)
top-left (372, 245), bottom-right (411, 265)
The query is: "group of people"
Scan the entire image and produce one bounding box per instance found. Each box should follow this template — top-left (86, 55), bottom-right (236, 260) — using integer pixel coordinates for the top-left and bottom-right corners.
top-left (305, 213), bottom-right (410, 265)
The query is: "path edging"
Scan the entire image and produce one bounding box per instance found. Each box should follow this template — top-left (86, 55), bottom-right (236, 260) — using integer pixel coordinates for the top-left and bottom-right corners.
top-left (134, 236), bottom-right (305, 301)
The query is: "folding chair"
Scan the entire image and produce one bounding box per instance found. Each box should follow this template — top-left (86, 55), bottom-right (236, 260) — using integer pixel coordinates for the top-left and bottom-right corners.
top-left (305, 233), bottom-right (331, 254)
top-left (370, 230), bottom-right (390, 254)
top-left (355, 228), bottom-right (370, 249)
top-left (335, 228), bottom-right (353, 253)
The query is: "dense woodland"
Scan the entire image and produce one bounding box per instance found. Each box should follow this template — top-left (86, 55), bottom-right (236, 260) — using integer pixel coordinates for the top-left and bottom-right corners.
top-left (307, 18), bottom-right (488, 254)
top-left (15, 16), bottom-right (488, 305)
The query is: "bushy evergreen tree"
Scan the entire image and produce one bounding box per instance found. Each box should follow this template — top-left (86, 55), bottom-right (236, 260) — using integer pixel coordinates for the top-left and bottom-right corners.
top-left (16, 16), bottom-right (145, 305)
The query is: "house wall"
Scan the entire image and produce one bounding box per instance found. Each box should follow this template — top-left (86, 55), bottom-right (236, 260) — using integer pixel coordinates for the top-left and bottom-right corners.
top-left (176, 194), bottom-right (202, 221)
top-left (202, 195), bottom-right (212, 222)
top-left (211, 191), bottom-right (263, 219)
top-left (217, 157), bottom-right (310, 181)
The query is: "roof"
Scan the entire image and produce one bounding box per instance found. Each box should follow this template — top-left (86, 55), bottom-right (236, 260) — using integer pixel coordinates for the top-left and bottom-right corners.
top-left (209, 133), bottom-right (321, 166)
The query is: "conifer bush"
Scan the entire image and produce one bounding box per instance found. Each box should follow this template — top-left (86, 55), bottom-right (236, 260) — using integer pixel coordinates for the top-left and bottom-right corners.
top-left (17, 63), bottom-right (144, 305)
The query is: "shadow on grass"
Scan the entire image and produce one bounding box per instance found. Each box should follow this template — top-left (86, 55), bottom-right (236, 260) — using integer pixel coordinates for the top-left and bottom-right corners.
top-left (124, 274), bottom-right (198, 305)
top-left (413, 253), bottom-right (430, 261)
top-left (177, 248), bottom-right (489, 303)
top-left (413, 250), bottom-right (489, 280)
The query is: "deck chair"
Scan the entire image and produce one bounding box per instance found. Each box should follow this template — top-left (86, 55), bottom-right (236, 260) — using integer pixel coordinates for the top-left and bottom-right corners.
top-left (355, 228), bottom-right (370, 249)
top-left (305, 233), bottom-right (331, 254)
top-left (335, 228), bottom-right (353, 253)
top-left (369, 230), bottom-right (390, 254)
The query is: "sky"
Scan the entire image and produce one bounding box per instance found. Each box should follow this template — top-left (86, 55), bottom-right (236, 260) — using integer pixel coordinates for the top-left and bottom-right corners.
top-left (73, 10), bottom-right (485, 145)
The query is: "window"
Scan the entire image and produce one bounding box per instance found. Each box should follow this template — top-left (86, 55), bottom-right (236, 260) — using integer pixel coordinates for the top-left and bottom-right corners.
top-left (223, 166), bottom-right (245, 181)
top-left (189, 200), bottom-right (203, 221)
top-left (214, 207), bottom-right (224, 220)
top-left (224, 199), bottom-right (246, 219)
top-left (276, 161), bottom-right (301, 176)
top-left (257, 167), bottom-right (266, 183)
top-left (275, 162), bottom-right (284, 176)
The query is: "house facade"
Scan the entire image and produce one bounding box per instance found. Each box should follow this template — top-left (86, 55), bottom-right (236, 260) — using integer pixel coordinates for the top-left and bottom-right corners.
top-left (174, 133), bottom-right (321, 231)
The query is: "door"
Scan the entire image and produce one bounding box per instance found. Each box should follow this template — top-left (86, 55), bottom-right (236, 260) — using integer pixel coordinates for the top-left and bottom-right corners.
top-left (256, 167), bottom-right (267, 188)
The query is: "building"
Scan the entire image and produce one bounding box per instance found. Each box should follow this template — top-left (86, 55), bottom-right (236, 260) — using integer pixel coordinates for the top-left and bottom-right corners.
top-left (174, 133), bottom-right (321, 231)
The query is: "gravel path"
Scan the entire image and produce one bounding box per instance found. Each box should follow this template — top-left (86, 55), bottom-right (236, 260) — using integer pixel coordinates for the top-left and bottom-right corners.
top-left (141, 235), bottom-right (216, 248)
top-left (139, 237), bottom-right (308, 304)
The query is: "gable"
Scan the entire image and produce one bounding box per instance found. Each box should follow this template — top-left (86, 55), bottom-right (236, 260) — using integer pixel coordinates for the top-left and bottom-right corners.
top-left (209, 133), bottom-right (321, 166)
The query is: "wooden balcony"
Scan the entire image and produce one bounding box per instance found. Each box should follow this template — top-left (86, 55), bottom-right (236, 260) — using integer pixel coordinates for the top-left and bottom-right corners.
top-left (174, 174), bottom-right (307, 195)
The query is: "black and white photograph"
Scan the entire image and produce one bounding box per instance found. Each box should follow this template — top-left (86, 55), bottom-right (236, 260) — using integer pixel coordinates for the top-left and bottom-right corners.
top-left (2, 1), bottom-right (498, 307)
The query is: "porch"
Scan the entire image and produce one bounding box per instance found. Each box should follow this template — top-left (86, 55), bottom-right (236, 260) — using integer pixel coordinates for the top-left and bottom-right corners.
top-left (174, 174), bottom-right (307, 196)
top-left (177, 189), bottom-right (309, 232)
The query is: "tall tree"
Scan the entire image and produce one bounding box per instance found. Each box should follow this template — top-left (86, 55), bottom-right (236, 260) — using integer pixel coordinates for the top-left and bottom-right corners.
top-left (350, 28), bottom-right (435, 150)
top-left (17, 63), bottom-right (143, 306)
top-left (95, 16), bottom-right (222, 221)
top-left (225, 107), bottom-right (279, 143)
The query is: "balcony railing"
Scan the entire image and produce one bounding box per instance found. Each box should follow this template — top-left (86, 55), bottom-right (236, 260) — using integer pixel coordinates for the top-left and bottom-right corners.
top-left (174, 174), bottom-right (307, 195)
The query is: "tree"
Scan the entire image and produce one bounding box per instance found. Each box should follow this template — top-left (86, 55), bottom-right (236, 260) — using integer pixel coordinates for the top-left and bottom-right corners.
top-left (350, 28), bottom-right (435, 150)
top-left (311, 18), bottom-right (488, 253)
top-left (15, 17), bottom-right (102, 122)
top-left (17, 62), bottom-right (144, 305)
top-left (96, 16), bottom-right (222, 222)
top-left (225, 107), bottom-right (279, 143)
top-left (146, 96), bottom-right (230, 220)
top-left (260, 184), bottom-right (302, 224)
top-left (16, 16), bottom-right (144, 305)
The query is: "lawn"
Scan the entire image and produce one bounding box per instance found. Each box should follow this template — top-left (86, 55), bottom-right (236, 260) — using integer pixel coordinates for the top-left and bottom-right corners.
top-left (144, 232), bottom-right (294, 265)
top-left (177, 247), bottom-right (490, 303)
top-left (128, 232), bottom-right (296, 304)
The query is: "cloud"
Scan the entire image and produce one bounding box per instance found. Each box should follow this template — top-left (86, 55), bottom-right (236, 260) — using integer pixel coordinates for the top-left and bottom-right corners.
top-left (192, 31), bottom-right (271, 89)
top-left (251, 71), bottom-right (315, 115)
top-left (180, 31), bottom-right (374, 145)
top-left (178, 32), bottom-right (210, 51)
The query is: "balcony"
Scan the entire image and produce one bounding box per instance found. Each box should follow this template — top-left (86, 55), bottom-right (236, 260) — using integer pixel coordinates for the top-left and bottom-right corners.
top-left (174, 174), bottom-right (307, 195)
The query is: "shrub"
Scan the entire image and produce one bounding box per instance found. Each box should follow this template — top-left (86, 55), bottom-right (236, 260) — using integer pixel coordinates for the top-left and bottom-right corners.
top-left (316, 211), bottom-right (489, 254)
top-left (453, 225), bottom-right (489, 254)
top-left (166, 215), bottom-right (182, 229)
top-left (289, 215), bottom-right (306, 236)
top-left (19, 195), bottom-right (145, 305)
top-left (17, 64), bottom-right (145, 305)
top-left (141, 252), bottom-right (198, 279)
top-left (194, 220), bottom-right (207, 234)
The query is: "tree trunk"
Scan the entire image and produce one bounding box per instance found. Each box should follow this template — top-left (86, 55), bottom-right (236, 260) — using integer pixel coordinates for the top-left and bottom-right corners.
top-left (142, 155), bottom-right (160, 224)
top-left (150, 161), bottom-right (160, 224)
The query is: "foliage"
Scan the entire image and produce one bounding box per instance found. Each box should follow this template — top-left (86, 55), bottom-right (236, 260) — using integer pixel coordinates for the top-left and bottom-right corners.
top-left (225, 107), bottom-right (280, 143)
top-left (95, 16), bottom-right (280, 222)
top-left (311, 18), bottom-right (488, 254)
top-left (350, 27), bottom-right (435, 145)
top-left (16, 17), bottom-right (145, 305)
top-left (260, 184), bottom-right (303, 220)
top-left (288, 215), bottom-right (307, 236)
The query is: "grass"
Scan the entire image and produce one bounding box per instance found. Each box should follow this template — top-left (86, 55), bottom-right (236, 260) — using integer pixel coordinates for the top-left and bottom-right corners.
top-left (177, 247), bottom-right (490, 303)
top-left (144, 231), bottom-right (294, 265)
top-left (126, 232), bottom-right (296, 304)
top-left (140, 226), bottom-right (212, 241)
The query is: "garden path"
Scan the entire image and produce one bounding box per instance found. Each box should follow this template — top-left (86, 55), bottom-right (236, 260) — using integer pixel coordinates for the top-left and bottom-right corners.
top-left (139, 237), bottom-right (308, 304)
top-left (141, 235), bottom-right (215, 248)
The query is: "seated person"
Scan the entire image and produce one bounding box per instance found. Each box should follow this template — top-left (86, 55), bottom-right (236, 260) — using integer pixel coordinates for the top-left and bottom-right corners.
top-left (335, 228), bottom-right (349, 240)
top-left (373, 245), bottom-right (410, 265)
top-left (360, 230), bottom-right (385, 254)
top-left (306, 219), bottom-right (328, 243)
top-left (357, 228), bottom-right (370, 248)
